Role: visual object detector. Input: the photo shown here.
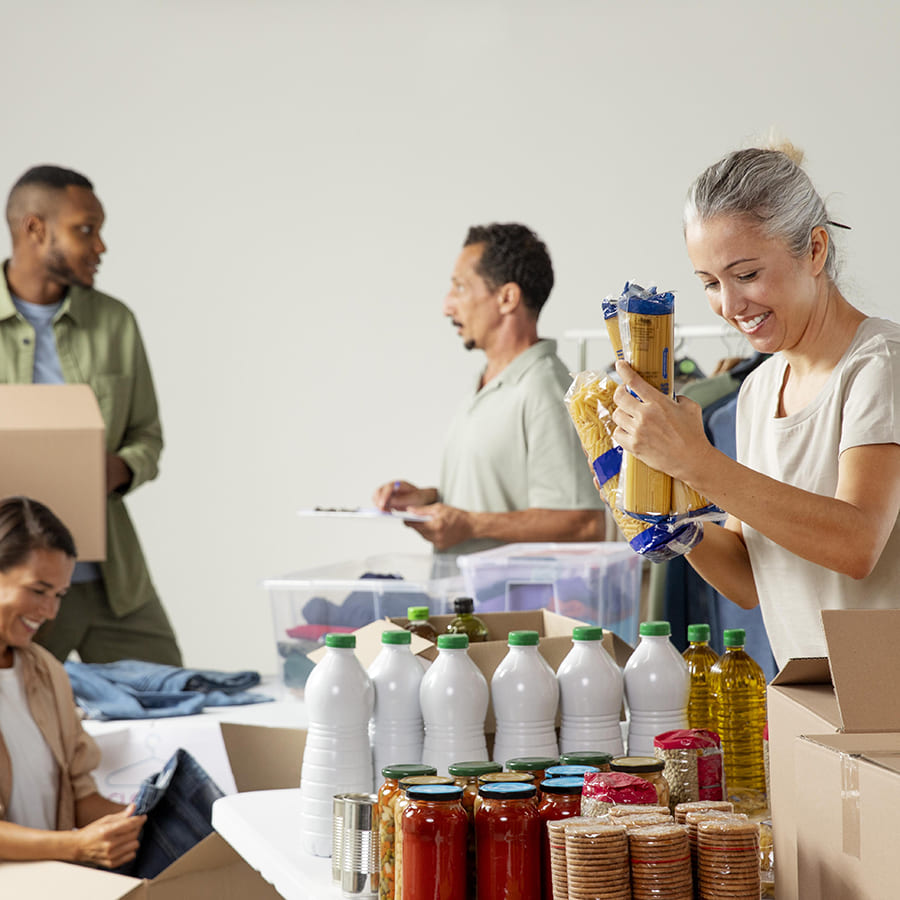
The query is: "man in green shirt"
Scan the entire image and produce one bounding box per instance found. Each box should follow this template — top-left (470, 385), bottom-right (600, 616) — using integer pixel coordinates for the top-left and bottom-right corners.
top-left (373, 222), bottom-right (604, 568)
top-left (0, 165), bottom-right (181, 665)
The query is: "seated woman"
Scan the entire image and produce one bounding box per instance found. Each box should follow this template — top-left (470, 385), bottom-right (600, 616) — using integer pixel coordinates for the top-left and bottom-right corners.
top-left (0, 495), bottom-right (146, 868)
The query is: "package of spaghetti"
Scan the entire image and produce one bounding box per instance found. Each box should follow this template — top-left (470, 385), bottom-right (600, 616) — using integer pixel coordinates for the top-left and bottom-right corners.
top-left (615, 281), bottom-right (723, 524)
top-left (564, 370), bottom-right (707, 561)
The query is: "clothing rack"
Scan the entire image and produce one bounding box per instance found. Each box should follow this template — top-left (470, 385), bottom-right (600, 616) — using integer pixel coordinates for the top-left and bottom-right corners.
top-left (564, 324), bottom-right (742, 371)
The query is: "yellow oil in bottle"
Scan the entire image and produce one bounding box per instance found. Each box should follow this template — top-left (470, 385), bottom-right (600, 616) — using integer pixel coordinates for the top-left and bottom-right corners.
top-left (709, 628), bottom-right (767, 804)
top-left (682, 623), bottom-right (719, 731)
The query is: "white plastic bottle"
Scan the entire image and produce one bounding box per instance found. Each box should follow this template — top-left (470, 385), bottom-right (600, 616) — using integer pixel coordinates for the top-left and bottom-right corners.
top-left (623, 620), bottom-right (689, 757)
top-left (299, 633), bottom-right (374, 856)
top-left (419, 633), bottom-right (489, 775)
top-left (490, 630), bottom-right (559, 766)
top-left (367, 629), bottom-right (424, 779)
top-left (556, 625), bottom-right (625, 757)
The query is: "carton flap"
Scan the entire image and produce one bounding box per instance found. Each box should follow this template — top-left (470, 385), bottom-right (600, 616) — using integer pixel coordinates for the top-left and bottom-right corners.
top-left (823, 610), bottom-right (900, 733)
top-left (220, 722), bottom-right (304, 792)
top-left (0, 384), bottom-right (104, 429)
top-left (0, 859), bottom-right (142, 899)
top-left (801, 732), bottom-right (900, 776)
top-left (770, 656), bottom-right (831, 686)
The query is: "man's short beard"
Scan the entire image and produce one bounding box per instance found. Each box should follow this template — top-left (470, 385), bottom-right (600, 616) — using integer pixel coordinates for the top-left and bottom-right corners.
top-left (463, 338), bottom-right (476, 351)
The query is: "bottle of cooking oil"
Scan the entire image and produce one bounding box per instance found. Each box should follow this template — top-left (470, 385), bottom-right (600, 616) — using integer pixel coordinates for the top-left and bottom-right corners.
top-left (709, 628), bottom-right (767, 803)
top-left (682, 623), bottom-right (719, 731)
top-left (446, 597), bottom-right (489, 643)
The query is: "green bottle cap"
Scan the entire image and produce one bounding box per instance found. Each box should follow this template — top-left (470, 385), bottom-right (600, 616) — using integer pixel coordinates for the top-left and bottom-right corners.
top-left (687, 624), bottom-right (711, 642)
top-left (572, 626), bottom-right (604, 641)
top-left (639, 621), bottom-right (671, 637)
top-left (381, 630), bottom-right (412, 645)
top-left (408, 606), bottom-right (430, 620)
top-left (325, 633), bottom-right (356, 649)
top-left (437, 633), bottom-right (469, 650)
top-left (723, 628), bottom-right (746, 647)
top-left (508, 630), bottom-right (539, 647)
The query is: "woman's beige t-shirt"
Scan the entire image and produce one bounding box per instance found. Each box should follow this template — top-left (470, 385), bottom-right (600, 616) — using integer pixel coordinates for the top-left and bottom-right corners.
top-left (737, 317), bottom-right (900, 668)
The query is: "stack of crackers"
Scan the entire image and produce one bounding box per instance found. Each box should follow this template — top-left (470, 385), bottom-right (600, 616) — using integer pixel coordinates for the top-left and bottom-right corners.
top-left (696, 817), bottom-right (761, 899)
top-left (563, 822), bottom-right (631, 900)
top-left (628, 823), bottom-right (693, 899)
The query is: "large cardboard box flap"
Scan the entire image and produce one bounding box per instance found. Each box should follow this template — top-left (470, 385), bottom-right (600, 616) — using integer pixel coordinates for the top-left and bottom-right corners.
top-left (0, 384), bottom-right (105, 559)
top-left (793, 731), bottom-right (900, 899)
top-left (220, 721), bottom-right (305, 793)
top-left (822, 609), bottom-right (900, 733)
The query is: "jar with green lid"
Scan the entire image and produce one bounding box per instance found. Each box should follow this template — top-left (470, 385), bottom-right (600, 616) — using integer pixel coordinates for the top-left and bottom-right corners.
top-left (505, 756), bottom-right (559, 787)
top-left (393, 774), bottom-right (454, 900)
top-left (446, 596), bottom-right (488, 642)
top-left (377, 764), bottom-right (437, 900)
top-left (558, 751), bottom-right (613, 772)
top-left (609, 755), bottom-right (670, 809)
top-left (404, 606), bottom-right (438, 642)
top-left (448, 760), bottom-right (502, 897)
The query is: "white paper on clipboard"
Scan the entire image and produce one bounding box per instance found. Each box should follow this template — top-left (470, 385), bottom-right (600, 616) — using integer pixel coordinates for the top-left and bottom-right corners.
top-left (297, 507), bottom-right (433, 523)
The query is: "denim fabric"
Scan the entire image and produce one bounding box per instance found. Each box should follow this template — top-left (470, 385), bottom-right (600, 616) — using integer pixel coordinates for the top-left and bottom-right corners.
top-left (116, 748), bottom-right (224, 879)
top-left (64, 660), bottom-right (272, 720)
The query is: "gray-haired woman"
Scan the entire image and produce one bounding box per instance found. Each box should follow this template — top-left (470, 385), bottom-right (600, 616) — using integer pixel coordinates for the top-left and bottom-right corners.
top-left (611, 143), bottom-right (900, 668)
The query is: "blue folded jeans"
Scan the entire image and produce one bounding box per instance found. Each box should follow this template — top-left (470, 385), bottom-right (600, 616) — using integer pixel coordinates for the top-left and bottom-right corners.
top-left (115, 748), bottom-right (224, 879)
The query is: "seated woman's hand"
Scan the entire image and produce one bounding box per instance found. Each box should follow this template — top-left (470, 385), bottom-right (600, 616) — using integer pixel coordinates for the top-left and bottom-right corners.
top-left (72, 803), bottom-right (146, 868)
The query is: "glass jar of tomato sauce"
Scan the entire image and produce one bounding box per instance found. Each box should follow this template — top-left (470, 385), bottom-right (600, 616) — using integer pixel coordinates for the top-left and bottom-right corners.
top-left (537, 776), bottom-right (585, 900)
top-left (475, 782), bottom-right (541, 900)
top-left (448, 760), bottom-right (503, 899)
top-left (394, 775), bottom-right (454, 900)
top-left (377, 764), bottom-right (437, 900)
top-left (401, 784), bottom-right (468, 900)
top-left (505, 756), bottom-right (559, 787)
top-left (475, 772), bottom-right (536, 814)
top-left (558, 751), bottom-right (613, 772)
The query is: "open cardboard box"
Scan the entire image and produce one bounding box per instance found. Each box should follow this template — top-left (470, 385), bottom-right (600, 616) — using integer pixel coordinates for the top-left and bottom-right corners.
top-left (0, 384), bottom-right (106, 560)
top-left (310, 609), bottom-right (634, 735)
top-left (767, 609), bottom-right (900, 900)
top-left (0, 722), bottom-right (306, 898)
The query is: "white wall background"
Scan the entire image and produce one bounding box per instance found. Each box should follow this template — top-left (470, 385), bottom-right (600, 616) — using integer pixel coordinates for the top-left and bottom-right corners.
top-left (3, 0), bottom-right (898, 673)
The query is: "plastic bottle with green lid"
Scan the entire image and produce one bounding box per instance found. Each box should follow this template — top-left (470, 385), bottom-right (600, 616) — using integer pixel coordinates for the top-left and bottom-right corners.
top-left (299, 632), bottom-right (374, 856)
top-left (623, 620), bottom-right (689, 757)
top-left (490, 630), bottom-right (559, 765)
top-left (556, 625), bottom-right (624, 757)
top-left (420, 633), bottom-right (489, 775)
top-left (446, 597), bottom-right (489, 642)
top-left (404, 606), bottom-right (438, 642)
top-left (709, 628), bottom-right (767, 803)
top-left (683, 623), bottom-right (719, 731)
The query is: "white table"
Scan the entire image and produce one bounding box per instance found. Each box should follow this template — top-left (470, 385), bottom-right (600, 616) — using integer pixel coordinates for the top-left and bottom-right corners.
top-left (83, 678), bottom-right (308, 802)
top-left (212, 789), bottom-right (338, 900)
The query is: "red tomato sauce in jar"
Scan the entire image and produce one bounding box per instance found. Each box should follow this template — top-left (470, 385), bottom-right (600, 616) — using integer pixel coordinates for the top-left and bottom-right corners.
top-left (475, 781), bottom-right (541, 900)
top-left (401, 783), bottom-right (468, 900)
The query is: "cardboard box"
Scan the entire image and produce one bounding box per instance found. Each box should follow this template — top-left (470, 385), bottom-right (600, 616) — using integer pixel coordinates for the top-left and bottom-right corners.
top-left (312, 609), bottom-right (634, 735)
top-left (767, 610), bottom-right (900, 900)
top-left (793, 732), bottom-right (900, 899)
top-left (0, 722), bottom-right (302, 898)
top-left (0, 384), bottom-right (106, 560)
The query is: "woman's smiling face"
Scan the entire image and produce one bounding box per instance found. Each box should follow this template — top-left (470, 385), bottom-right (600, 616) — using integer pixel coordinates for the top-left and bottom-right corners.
top-left (0, 548), bottom-right (74, 667)
top-left (686, 214), bottom-right (828, 356)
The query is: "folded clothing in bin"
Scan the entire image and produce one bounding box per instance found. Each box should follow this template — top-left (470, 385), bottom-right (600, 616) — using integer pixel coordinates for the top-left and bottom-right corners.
top-left (298, 572), bottom-right (433, 630)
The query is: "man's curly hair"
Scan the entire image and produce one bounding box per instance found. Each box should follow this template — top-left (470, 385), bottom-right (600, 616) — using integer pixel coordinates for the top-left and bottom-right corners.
top-left (464, 223), bottom-right (554, 316)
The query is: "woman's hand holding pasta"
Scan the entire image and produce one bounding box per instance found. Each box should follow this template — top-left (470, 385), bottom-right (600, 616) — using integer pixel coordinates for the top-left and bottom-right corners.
top-left (612, 360), bottom-right (712, 490)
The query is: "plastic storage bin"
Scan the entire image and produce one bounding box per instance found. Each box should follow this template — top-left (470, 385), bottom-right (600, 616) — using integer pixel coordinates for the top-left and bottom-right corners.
top-left (457, 543), bottom-right (642, 645)
top-left (264, 553), bottom-right (461, 693)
